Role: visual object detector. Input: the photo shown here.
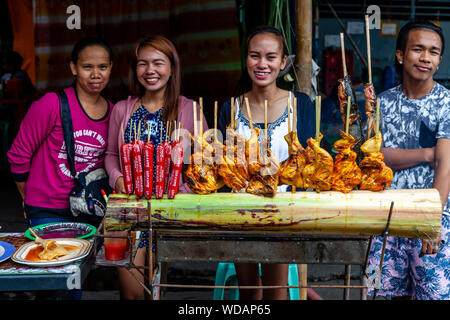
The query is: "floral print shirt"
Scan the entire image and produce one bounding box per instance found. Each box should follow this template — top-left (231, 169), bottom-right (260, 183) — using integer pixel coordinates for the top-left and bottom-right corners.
top-left (379, 82), bottom-right (450, 216)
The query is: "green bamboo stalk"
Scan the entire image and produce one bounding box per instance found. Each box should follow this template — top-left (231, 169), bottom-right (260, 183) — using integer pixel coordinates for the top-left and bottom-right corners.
top-left (105, 190), bottom-right (442, 239)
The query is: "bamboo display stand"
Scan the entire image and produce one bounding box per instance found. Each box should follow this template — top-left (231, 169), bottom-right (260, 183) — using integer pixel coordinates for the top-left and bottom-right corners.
top-left (94, 196), bottom-right (405, 300)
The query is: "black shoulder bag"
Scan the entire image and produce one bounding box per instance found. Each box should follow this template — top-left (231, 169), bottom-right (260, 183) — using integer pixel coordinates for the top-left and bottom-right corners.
top-left (59, 90), bottom-right (112, 218)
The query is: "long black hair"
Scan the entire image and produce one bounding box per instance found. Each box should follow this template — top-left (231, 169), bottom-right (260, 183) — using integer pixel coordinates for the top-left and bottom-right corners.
top-left (395, 20), bottom-right (445, 77)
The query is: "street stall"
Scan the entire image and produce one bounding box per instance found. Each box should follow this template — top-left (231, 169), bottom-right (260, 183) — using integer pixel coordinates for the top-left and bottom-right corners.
top-left (92, 29), bottom-right (443, 298)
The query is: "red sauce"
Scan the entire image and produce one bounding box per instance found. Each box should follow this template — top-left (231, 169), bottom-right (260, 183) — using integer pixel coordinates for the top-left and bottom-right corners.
top-left (104, 242), bottom-right (127, 260)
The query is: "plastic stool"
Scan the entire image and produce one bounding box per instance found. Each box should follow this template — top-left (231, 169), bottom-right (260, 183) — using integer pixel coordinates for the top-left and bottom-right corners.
top-left (213, 262), bottom-right (300, 300)
top-left (213, 262), bottom-right (239, 300)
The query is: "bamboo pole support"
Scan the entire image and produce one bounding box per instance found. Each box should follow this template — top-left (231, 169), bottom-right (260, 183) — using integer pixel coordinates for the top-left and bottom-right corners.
top-left (295, 0), bottom-right (312, 97)
top-left (344, 265), bottom-right (351, 300)
top-left (299, 264), bottom-right (308, 300)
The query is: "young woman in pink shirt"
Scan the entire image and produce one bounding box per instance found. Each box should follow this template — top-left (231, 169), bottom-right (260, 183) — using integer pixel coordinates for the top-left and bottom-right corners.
top-left (8, 37), bottom-right (114, 228)
top-left (105, 35), bottom-right (207, 300)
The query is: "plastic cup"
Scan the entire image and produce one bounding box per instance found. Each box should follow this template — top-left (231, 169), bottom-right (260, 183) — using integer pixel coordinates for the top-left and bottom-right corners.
top-left (104, 231), bottom-right (128, 260)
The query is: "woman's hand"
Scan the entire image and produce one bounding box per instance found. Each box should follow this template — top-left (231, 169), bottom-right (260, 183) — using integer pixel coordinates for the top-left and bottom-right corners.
top-left (115, 176), bottom-right (126, 194)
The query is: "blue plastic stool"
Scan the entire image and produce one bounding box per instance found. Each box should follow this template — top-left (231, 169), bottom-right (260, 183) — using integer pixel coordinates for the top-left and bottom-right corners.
top-left (213, 262), bottom-right (300, 300)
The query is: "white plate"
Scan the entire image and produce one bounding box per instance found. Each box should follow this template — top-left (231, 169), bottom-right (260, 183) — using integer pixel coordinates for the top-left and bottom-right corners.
top-left (11, 238), bottom-right (92, 267)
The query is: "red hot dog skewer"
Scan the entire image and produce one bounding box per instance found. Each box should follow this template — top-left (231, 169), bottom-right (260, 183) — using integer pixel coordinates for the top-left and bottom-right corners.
top-left (121, 142), bottom-right (134, 195)
top-left (168, 140), bottom-right (183, 199)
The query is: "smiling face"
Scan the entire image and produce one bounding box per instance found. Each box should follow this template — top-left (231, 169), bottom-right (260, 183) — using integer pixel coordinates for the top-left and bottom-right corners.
top-left (70, 45), bottom-right (112, 95)
top-left (246, 33), bottom-right (287, 88)
top-left (136, 46), bottom-right (172, 94)
top-left (396, 29), bottom-right (442, 83)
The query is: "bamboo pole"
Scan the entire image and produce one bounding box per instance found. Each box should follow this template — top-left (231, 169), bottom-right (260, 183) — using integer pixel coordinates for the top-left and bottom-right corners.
top-left (295, 0), bottom-right (312, 97)
top-left (105, 190), bottom-right (442, 239)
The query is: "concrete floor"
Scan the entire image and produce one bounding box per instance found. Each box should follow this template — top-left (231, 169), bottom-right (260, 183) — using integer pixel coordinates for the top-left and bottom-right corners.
top-left (0, 170), bottom-right (385, 300)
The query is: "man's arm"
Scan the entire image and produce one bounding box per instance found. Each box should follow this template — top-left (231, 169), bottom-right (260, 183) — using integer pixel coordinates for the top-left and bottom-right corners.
top-left (432, 138), bottom-right (450, 209)
top-left (380, 140), bottom-right (435, 170)
top-left (419, 138), bottom-right (449, 257)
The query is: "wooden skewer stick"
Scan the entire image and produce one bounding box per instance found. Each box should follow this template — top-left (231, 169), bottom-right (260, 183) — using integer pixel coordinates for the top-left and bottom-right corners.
top-left (264, 100), bottom-right (268, 141)
top-left (340, 33), bottom-right (348, 77)
top-left (166, 121), bottom-right (171, 142)
top-left (193, 101), bottom-right (198, 137)
top-left (29, 228), bottom-right (41, 242)
top-left (231, 97), bottom-right (235, 129)
top-left (292, 96), bottom-right (297, 194)
top-left (375, 98), bottom-right (380, 135)
top-left (173, 120), bottom-right (177, 143)
top-left (345, 96), bottom-right (351, 134)
top-left (129, 119), bottom-right (133, 142)
top-left (138, 120), bottom-right (143, 141)
top-left (121, 122), bottom-right (125, 144)
top-left (199, 97), bottom-right (204, 139)
top-left (315, 96), bottom-right (321, 141)
top-left (293, 97), bottom-right (297, 133)
top-left (214, 101), bottom-right (218, 141)
top-left (244, 97), bottom-right (253, 130)
top-left (365, 15), bottom-right (372, 84)
top-left (287, 97), bottom-right (291, 133)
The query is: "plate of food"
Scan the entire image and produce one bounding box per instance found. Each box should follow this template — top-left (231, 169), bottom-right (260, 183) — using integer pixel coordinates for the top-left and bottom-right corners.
top-left (0, 241), bottom-right (15, 263)
top-left (11, 238), bottom-right (92, 267)
top-left (24, 222), bottom-right (96, 241)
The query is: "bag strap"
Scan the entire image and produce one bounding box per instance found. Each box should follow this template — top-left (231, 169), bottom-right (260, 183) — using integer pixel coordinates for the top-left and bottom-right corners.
top-left (59, 90), bottom-right (77, 178)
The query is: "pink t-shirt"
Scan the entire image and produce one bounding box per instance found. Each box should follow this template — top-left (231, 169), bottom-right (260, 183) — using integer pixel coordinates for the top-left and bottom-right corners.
top-left (8, 86), bottom-right (114, 210)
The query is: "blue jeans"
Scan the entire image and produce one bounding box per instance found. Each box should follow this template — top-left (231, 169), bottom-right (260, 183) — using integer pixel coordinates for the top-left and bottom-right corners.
top-left (27, 216), bottom-right (73, 228)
